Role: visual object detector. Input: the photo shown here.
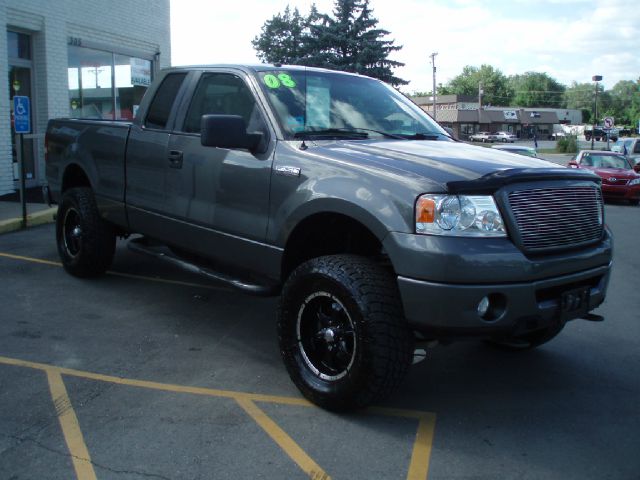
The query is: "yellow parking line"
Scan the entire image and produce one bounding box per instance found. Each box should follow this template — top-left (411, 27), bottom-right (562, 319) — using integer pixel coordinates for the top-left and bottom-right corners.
top-left (46, 370), bottom-right (97, 480)
top-left (0, 252), bottom-right (61, 267)
top-left (236, 397), bottom-right (331, 480)
top-left (0, 252), bottom-right (229, 291)
top-left (1, 355), bottom-right (436, 478)
top-left (406, 413), bottom-right (437, 480)
top-left (0, 355), bottom-right (312, 405)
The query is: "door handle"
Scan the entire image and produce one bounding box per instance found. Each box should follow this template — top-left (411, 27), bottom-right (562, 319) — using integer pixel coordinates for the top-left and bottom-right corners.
top-left (168, 150), bottom-right (183, 169)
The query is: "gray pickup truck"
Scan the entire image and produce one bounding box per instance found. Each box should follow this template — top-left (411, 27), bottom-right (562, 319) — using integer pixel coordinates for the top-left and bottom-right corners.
top-left (45, 65), bottom-right (612, 410)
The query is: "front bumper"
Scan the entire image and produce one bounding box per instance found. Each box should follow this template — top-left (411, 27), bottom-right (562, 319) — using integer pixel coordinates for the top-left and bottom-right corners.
top-left (397, 263), bottom-right (610, 337)
top-left (602, 184), bottom-right (640, 200)
top-left (384, 229), bottom-right (613, 338)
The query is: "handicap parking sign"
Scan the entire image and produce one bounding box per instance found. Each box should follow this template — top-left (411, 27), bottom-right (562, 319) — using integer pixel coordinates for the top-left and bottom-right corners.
top-left (13, 96), bottom-right (31, 134)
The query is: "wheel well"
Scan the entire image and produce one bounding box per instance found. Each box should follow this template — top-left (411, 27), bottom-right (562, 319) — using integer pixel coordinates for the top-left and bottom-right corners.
top-left (282, 213), bottom-right (386, 281)
top-left (61, 164), bottom-right (91, 193)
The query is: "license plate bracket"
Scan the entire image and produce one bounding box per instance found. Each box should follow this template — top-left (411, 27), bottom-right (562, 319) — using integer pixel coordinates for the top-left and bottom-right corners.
top-left (559, 286), bottom-right (590, 319)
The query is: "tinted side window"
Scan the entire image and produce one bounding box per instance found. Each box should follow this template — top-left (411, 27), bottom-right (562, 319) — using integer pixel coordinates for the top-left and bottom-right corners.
top-left (145, 73), bottom-right (187, 129)
top-left (183, 73), bottom-right (265, 134)
top-left (634, 141), bottom-right (640, 154)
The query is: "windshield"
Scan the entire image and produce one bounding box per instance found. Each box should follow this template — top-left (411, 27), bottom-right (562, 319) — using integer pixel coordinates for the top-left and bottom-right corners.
top-left (256, 69), bottom-right (447, 140)
top-left (580, 153), bottom-right (630, 169)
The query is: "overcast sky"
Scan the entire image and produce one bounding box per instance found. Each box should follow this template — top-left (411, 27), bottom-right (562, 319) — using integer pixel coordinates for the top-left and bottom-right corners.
top-left (170, 0), bottom-right (639, 92)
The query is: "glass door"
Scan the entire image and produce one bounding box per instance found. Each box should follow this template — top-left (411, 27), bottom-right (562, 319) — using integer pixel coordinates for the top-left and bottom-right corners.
top-left (7, 31), bottom-right (36, 186)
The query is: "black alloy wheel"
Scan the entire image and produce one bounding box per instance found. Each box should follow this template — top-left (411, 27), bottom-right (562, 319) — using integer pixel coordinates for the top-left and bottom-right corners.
top-left (278, 255), bottom-right (414, 411)
top-left (56, 187), bottom-right (116, 277)
top-left (297, 291), bottom-right (356, 381)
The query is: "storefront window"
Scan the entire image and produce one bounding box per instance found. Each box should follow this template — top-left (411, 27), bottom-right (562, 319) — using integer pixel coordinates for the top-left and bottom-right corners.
top-left (460, 123), bottom-right (477, 135)
top-left (67, 45), bottom-right (152, 120)
top-left (114, 54), bottom-right (151, 120)
top-left (7, 31), bottom-right (30, 59)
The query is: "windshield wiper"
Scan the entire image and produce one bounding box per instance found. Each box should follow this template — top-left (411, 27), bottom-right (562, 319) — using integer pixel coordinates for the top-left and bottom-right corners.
top-left (293, 127), bottom-right (408, 141)
top-left (294, 128), bottom-right (369, 140)
top-left (399, 132), bottom-right (446, 140)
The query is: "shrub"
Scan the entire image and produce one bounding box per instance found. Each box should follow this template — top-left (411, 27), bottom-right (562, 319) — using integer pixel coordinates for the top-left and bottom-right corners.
top-left (556, 135), bottom-right (578, 153)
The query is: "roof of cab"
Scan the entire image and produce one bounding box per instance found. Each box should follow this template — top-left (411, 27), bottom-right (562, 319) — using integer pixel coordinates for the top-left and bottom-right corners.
top-left (162, 64), bottom-right (373, 79)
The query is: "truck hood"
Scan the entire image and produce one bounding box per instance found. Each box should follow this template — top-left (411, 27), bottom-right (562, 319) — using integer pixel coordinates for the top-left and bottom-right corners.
top-left (304, 139), bottom-right (572, 188)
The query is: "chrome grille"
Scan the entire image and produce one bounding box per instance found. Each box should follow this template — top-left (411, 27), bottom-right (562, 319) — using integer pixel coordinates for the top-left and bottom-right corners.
top-left (508, 186), bottom-right (603, 252)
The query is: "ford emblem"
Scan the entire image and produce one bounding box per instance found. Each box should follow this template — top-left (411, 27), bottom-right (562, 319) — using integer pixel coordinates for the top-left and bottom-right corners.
top-left (608, 177), bottom-right (617, 182)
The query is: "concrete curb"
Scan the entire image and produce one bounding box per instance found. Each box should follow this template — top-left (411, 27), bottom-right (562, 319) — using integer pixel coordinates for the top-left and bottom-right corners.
top-left (0, 207), bottom-right (57, 234)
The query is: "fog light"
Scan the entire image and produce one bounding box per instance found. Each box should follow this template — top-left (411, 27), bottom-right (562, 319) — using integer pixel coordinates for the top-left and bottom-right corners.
top-left (477, 296), bottom-right (490, 317)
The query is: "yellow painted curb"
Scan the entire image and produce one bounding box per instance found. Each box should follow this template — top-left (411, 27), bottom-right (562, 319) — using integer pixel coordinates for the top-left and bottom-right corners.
top-left (0, 207), bottom-right (56, 234)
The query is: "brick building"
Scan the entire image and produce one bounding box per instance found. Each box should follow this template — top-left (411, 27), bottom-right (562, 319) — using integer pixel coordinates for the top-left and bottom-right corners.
top-left (412, 94), bottom-right (582, 141)
top-left (0, 0), bottom-right (171, 195)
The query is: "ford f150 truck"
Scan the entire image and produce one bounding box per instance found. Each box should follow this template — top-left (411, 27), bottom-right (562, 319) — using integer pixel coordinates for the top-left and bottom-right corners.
top-left (45, 65), bottom-right (612, 410)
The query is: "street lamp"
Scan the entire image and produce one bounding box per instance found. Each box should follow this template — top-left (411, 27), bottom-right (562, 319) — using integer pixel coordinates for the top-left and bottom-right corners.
top-left (430, 52), bottom-right (438, 121)
top-left (591, 75), bottom-right (602, 149)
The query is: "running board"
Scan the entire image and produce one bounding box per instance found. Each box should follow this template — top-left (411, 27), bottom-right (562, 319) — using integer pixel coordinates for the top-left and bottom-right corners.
top-left (127, 237), bottom-right (279, 296)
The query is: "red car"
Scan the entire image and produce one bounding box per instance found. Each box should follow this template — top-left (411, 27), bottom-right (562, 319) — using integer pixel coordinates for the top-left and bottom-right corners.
top-left (569, 150), bottom-right (640, 205)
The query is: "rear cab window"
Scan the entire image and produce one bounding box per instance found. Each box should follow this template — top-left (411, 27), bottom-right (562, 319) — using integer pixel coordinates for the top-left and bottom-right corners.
top-left (144, 73), bottom-right (188, 130)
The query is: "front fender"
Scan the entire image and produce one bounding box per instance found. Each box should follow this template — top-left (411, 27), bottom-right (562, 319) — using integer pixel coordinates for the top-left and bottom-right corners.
top-left (270, 174), bottom-right (415, 247)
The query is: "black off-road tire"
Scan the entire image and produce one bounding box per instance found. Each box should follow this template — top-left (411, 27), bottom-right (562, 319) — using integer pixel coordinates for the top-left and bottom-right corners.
top-left (278, 255), bottom-right (414, 411)
top-left (56, 187), bottom-right (116, 277)
top-left (485, 322), bottom-right (565, 351)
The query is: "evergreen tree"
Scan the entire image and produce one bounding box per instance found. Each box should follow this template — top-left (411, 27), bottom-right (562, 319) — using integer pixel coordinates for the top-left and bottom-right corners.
top-left (251, 6), bottom-right (318, 65)
top-left (252, 1), bottom-right (407, 86)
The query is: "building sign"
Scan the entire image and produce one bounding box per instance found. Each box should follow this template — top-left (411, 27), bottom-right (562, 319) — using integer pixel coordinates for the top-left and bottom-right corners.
top-left (13, 96), bottom-right (31, 134)
top-left (503, 110), bottom-right (517, 120)
top-left (457, 102), bottom-right (479, 111)
top-left (130, 57), bottom-right (151, 86)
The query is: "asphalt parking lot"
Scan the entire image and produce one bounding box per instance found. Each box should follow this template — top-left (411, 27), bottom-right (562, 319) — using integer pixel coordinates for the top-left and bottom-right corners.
top-left (1, 201), bottom-right (639, 479)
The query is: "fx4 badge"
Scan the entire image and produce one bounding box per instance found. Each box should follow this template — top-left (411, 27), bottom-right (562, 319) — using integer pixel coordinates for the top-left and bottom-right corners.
top-left (275, 166), bottom-right (301, 177)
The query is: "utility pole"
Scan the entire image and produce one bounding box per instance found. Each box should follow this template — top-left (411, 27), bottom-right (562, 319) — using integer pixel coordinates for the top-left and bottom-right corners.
top-left (478, 82), bottom-right (483, 110)
top-left (591, 75), bottom-right (602, 149)
top-left (430, 52), bottom-right (438, 121)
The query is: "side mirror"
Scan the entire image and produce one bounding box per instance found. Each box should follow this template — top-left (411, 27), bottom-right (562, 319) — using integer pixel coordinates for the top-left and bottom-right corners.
top-left (200, 115), bottom-right (263, 153)
top-left (568, 161), bottom-right (579, 168)
top-left (634, 164), bottom-right (640, 174)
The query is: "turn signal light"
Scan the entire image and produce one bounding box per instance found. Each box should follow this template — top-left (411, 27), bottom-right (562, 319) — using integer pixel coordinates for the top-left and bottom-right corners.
top-left (416, 197), bottom-right (436, 223)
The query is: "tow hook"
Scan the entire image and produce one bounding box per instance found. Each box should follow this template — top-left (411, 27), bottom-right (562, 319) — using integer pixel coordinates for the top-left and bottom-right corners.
top-left (412, 339), bottom-right (438, 365)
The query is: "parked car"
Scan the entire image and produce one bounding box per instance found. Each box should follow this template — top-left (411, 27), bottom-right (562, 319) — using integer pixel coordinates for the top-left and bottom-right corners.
top-left (584, 127), bottom-right (618, 142)
top-left (469, 131), bottom-right (497, 142)
top-left (611, 137), bottom-right (640, 165)
top-left (493, 131), bottom-right (516, 143)
top-left (549, 131), bottom-right (567, 140)
top-left (491, 144), bottom-right (537, 157)
top-left (568, 150), bottom-right (640, 205)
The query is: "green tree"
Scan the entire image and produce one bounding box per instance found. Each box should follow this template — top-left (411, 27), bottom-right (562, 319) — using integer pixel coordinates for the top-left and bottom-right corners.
top-left (606, 79), bottom-right (640, 125)
top-left (410, 84), bottom-right (452, 97)
top-left (508, 72), bottom-right (565, 108)
top-left (251, 6), bottom-right (320, 65)
top-left (446, 65), bottom-right (513, 106)
top-left (564, 81), bottom-right (612, 125)
top-left (252, 1), bottom-right (407, 86)
top-left (565, 81), bottom-right (599, 113)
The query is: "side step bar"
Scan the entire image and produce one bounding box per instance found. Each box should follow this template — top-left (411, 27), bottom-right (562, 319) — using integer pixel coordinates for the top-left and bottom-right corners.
top-left (127, 237), bottom-right (279, 297)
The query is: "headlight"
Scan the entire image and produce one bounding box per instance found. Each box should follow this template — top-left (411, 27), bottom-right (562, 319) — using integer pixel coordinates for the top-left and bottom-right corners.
top-left (416, 194), bottom-right (507, 237)
top-left (629, 178), bottom-right (640, 186)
